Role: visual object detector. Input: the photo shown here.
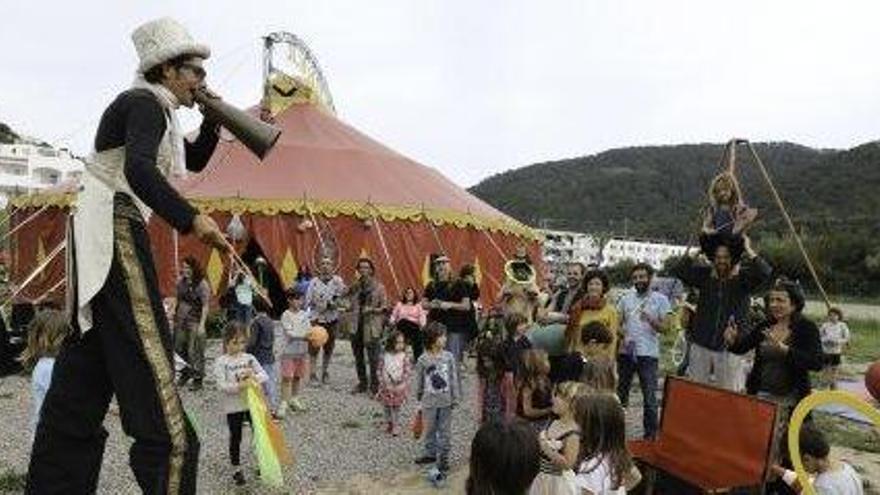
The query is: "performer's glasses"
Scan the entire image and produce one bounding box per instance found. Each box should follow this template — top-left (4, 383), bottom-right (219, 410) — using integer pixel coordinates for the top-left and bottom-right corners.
top-left (180, 63), bottom-right (206, 80)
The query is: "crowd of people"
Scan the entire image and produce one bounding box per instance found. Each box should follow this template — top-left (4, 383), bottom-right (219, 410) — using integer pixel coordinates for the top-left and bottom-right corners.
top-left (9, 17), bottom-right (866, 495)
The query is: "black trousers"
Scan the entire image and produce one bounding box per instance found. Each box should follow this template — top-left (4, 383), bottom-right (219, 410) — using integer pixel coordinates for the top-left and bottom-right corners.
top-left (27, 195), bottom-right (199, 494)
top-left (396, 319), bottom-right (423, 361)
top-left (226, 411), bottom-right (252, 467)
top-left (352, 323), bottom-right (380, 392)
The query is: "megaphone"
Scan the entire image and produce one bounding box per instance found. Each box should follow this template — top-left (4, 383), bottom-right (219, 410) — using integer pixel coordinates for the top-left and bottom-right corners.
top-left (194, 88), bottom-right (281, 159)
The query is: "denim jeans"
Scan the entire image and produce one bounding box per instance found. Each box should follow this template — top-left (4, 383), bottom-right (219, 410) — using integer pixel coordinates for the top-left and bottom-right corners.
top-left (422, 406), bottom-right (452, 464)
top-left (617, 354), bottom-right (659, 439)
top-left (446, 332), bottom-right (467, 364)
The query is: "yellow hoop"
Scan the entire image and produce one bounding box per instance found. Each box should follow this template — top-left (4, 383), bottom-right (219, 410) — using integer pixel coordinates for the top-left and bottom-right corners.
top-left (788, 390), bottom-right (880, 495)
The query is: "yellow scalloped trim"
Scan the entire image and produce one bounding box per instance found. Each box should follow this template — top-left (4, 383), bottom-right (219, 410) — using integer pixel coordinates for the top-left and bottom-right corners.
top-left (9, 192), bottom-right (538, 240)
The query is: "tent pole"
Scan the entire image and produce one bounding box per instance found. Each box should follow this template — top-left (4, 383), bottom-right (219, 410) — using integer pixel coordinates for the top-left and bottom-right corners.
top-left (370, 211), bottom-right (401, 297)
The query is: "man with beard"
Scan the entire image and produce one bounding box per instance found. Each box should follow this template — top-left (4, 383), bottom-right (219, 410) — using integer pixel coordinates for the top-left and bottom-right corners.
top-left (305, 256), bottom-right (347, 385)
top-left (423, 255), bottom-right (470, 367)
top-left (544, 262), bottom-right (585, 323)
top-left (616, 263), bottom-right (671, 440)
top-left (672, 234), bottom-right (771, 391)
top-left (346, 258), bottom-right (388, 395)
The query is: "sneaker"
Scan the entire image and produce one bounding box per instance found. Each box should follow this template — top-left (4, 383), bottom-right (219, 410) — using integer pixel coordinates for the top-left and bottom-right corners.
top-left (309, 374), bottom-right (319, 386)
top-left (437, 458), bottom-right (450, 473)
top-left (391, 425), bottom-right (400, 437)
top-left (291, 397), bottom-right (307, 412)
top-left (177, 368), bottom-right (192, 387)
top-left (276, 401), bottom-right (288, 419)
top-left (350, 383), bottom-right (367, 395)
top-left (385, 422), bottom-right (393, 434)
top-left (321, 371), bottom-right (330, 385)
top-left (414, 454), bottom-right (436, 465)
top-left (233, 470), bottom-right (246, 486)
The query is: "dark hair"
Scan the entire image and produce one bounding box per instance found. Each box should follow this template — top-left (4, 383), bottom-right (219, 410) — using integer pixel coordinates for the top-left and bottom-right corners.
top-left (384, 330), bottom-right (406, 353)
top-left (799, 425), bottom-right (830, 459)
top-left (580, 321), bottom-right (613, 346)
top-left (423, 322), bottom-right (447, 350)
top-left (476, 333), bottom-right (505, 383)
top-left (459, 264), bottom-right (477, 280)
top-left (522, 349), bottom-right (551, 395)
top-left (286, 287), bottom-right (305, 300)
top-left (466, 419), bottom-right (541, 495)
top-left (764, 277), bottom-right (806, 314)
top-left (223, 320), bottom-right (249, 345)
top-left (630, 262), bottom-right (654, 277)
top-left (573, 393), bottom-right (633, 490)
top-left (827, 307), bottom-right (844, 319)
top-left (581, 269), bottom-right (610, 295)
top-left (504, 312), bottom-right (528, 336)
top-left (143, 54), bottom-right (192, 84)
top-left (355, 257), bottom-right (375, 274)
top-left (400, 286), bottom-right (418, 304)
top-left (183, 256), bottom-right (205, 285)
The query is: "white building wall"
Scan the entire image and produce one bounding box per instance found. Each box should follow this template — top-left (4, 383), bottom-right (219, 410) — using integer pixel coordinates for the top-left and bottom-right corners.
top-left (0, 143), bottom-right (83, 206)
top-left (600, 238), bottom-right (688, 271)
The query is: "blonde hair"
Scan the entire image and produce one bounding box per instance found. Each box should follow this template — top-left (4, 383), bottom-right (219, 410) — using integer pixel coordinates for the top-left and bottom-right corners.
top-left (522, 349), bottom-right (551, 392)
top-left (19, 309), bottom-right (70, 371)
top-left (554, 380), bottom-right (589, 406)
top-left (707, 173), bottom-right (743, 208)
top-left (581, 357), bottom-right (618, 394)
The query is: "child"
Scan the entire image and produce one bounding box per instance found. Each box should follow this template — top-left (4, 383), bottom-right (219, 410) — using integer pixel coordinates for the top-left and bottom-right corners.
top-left (702, 172), bottom-right (757, 236)
top-left (518, 349), bottom-right (553, 429)
top-left (819, 307), bottom-right (850, 389)
top-left (581, 356), bottom-right (618, 396)
top-left (530, 381), bottom-right (587, 495)
top-left (467, 419), bottom-right (541, 495)
top-left (414, 322), bottom-right (459, 477)
top-left (555, 321), bottom-right (613, 384)
top-left (475, 332), bottom-right (511, 424)
top-left (247, 299), bottom-right (279, 416)
top-left (214, 321), bottom-right (269, 486)
top-left (279, 288), bottom-right (310, 416)
top-left (572, 392), bottom-right (636, 495)
top-left (18, 309), bottom-right (68, 440)
top-left (502, 311), bottom-right (533, 385)
top-left (377, 330), bottom-right (412, 436)
top-left (773, 425), bottom-right (864, 494)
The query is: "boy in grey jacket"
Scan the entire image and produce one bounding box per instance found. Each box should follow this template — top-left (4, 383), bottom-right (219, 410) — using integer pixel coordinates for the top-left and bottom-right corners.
top-left (413, 322), bottom-right (459, 475)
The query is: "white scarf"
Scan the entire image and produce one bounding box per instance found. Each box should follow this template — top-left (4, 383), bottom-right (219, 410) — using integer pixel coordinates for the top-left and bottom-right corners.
top-left (384, 352), bottom-right (406, 383)
top-left (131, 74), bottom-right (187, 178)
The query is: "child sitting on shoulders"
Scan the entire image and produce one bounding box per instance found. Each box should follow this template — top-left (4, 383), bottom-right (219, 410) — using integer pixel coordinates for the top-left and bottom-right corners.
top-left (703, 172), bottom-right (757, 237)
top-left (214, 321), bottom-right (269, 486)
top-left (19, 309), bottom-right (69, 441)
top-left (377, 330), bottom-right (412, 436)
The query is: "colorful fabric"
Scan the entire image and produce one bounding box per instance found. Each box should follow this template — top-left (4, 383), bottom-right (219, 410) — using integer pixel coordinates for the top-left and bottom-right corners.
top-left (244, 382), bottom-right (292, 488)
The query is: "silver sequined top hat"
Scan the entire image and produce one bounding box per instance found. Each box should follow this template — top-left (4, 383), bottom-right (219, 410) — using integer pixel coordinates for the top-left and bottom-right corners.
top-left (131, 17), bottom-right (210, 74)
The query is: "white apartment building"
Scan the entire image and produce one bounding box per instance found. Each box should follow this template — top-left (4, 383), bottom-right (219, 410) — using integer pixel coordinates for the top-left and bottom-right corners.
top-left (600, 238), bottom-right (688, 271)
top-left (0, 143), bottom-right (84, 207)
top-left (539, 228), bottom-right (602, 265)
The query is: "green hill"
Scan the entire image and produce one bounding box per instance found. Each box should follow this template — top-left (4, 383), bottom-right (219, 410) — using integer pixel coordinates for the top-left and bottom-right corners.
top-left (0, 122), bottom-right (18, 144)
top-left (470, 141), bottom-right (880, 243)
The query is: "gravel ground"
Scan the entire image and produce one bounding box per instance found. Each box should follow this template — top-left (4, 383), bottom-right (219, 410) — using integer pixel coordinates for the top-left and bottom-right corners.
top-left (0, 337), bottom-right (650, 494)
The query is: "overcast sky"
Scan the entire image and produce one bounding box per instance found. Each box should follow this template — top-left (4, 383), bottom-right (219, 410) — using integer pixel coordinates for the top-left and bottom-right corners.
top-left (2, 1), bottom-right (879, 186)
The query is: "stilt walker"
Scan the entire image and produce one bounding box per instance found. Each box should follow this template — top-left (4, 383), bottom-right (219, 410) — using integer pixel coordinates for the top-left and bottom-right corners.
top-left (27, 17), bottom-right (229, 494)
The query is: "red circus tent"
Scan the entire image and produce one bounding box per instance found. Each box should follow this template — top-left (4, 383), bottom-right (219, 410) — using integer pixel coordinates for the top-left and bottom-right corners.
top-left (9, 81), bottom-right (538, 309)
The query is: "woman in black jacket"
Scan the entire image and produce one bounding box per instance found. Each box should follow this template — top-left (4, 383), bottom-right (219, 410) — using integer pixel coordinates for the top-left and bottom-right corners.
top-left (724, 277), bottom-right (823, 405)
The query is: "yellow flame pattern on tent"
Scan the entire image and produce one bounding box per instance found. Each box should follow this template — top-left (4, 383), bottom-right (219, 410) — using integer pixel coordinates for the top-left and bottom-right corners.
top-left (473, 257), bottom-right (483, 285)
top-left (422, 255), bottom-right (431, 287)
top-left (206, 248), bottom-right (225, 295)
top-left (36, 237), bottom-right (46, 281)
top-left (280, 248), bottom-right (299, 289)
